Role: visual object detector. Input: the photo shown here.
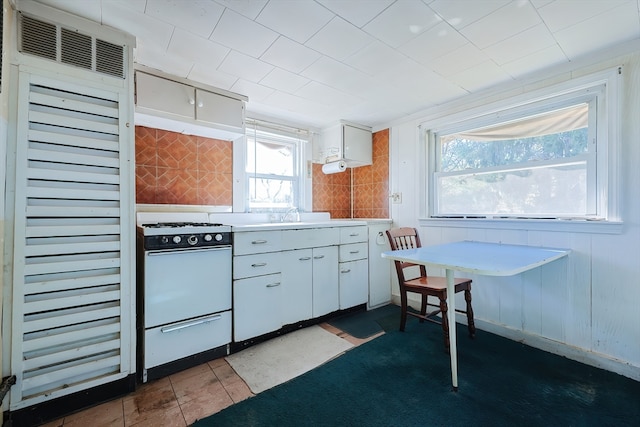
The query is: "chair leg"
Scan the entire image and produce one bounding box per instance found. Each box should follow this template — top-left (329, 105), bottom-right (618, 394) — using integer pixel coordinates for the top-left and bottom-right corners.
top-left (465, 289), bottom-right (476, 338)
top-left (419, 294), bottom-right (427, 323)
top-left (439, 296), bottom-right (450, 353)
top-left (399, 289), bottom-right (408, 332)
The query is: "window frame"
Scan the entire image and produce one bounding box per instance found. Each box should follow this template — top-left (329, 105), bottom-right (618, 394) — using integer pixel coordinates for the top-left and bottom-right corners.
top-left (234, 119), bottom-right (311, 213)
top-left (421, 66), bottom-right (622, 228)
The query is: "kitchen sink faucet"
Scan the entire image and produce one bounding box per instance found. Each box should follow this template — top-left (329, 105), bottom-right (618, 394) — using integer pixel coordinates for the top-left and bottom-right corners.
top-left (281, 207), bottom-right (300, 222)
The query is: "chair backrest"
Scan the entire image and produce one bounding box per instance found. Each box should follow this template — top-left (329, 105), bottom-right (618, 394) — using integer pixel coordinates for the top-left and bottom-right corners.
top-left (385, 227), bottom-right (427, 282)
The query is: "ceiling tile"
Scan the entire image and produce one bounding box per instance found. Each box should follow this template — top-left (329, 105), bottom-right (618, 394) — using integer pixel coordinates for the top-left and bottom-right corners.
top-left (429, 43), bottom-right (489, 76)
top-left (295, 81), bottom-right (363, 107)
top-left (344, 40), bottom-right (409, 77)
top-left (35, 0), bottom-right (105, 23)
top-left (260, 68), bottom-right (310, 93)
top-left (460, 1), bottom-right (541, 49)
top-left (300, 56), bottom-right (371, 95)
top-left (482, 23), bottom-right (556, 65)
top-left (449, 60), bottom-right (513, 92)
top-left (167, 28), bottom-right (229, 68)
top-left (399, 22), bottom-right (468, 65)
top-left (213, 0), bottom-right (268, 20)
top-left (256, 0), bottom-right (334, 43)
top-left (136, 44), bottom-right (194, 78)
top-left (429, 0), bottom-right (509, 30)
top-left (144, 0), bottom-right (224, 39)
top-left (305, 17), bottom-right (374, 61)
top-left (260, 37), bottom-right (322, 74)
top-left (363, 0), bottom-right (442, 47)
top-left (501, 45), bottom-right (568, 79)
top-left (101, 1), bottom-right (174, 49)
top-left (210, 9), bottom-right (278, 58)
top-left (316, 0), bottom-right (394, 28)
top-left (230, 79), bottom-right (275, 103)
top-left (553, 2), bottom-right (640, 59)
top-left (218, 51), bottom-right (274, 83)
top-left (538, 0), bottom-right (630, 32)
top-left (188, 65), bottom-right (238, 90)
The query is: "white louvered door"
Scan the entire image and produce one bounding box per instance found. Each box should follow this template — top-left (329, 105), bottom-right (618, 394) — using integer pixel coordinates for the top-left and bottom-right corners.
top-left (9, 70), bottom-right (134, 410)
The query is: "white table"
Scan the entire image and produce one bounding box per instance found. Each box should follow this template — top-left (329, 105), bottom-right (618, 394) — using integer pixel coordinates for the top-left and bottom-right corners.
top-left (381, 240), bottom-right (570, 391)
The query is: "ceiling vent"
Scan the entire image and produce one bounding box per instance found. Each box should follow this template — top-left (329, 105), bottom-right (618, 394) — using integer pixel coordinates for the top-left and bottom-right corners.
top-left (18, 13), bottom-right (126, 79)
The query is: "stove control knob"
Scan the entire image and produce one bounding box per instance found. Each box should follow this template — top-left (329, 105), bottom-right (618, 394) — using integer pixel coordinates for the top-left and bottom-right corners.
top-left (161, 236), bottom-right (169, 244)
top-left (172, 235), bottom-right (182, 244)
top-left (214, 233), bottom-right (223, 242)
top-left (188, 235), bottom-right (198, 245)
top-left (203, 234), bottom-right (213, 242)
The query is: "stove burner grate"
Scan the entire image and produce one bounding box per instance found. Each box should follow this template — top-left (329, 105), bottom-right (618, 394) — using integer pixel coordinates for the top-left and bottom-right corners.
top-left (142, 222), bottom-right (224, 228)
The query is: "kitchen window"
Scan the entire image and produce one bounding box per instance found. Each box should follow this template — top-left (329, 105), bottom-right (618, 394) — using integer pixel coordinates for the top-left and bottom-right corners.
top-left (244, 120), bottom-right (308, 211)
top-left (426, 67), bottom-right (621, 222)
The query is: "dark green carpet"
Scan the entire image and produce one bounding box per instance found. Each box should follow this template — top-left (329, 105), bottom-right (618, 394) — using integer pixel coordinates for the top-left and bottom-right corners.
top-left (326, 304), bottom-right (401, 338)
top-left (193, 306), bottom-right (640, 427)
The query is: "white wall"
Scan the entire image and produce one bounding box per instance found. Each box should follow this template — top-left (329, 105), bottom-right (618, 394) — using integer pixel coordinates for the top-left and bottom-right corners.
top-left (388, 49), bottom-right (640, 381)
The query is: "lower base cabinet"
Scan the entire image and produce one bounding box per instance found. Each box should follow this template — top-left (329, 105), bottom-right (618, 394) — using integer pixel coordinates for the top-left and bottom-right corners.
top-left (281, 249), bottom-right (314, 325)
top-left (311, 246), bottom-right (339, 317)
top-left (339, 258), bottom-right (369, 309)
top-left (233, 273), bottom-right (282, 341)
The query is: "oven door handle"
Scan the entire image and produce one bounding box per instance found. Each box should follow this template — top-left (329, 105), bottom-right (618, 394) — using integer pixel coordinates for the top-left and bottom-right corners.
top-left (160, 314), bottom-right (223, 333)
top-left (146, 246), bottom-right (231, 256)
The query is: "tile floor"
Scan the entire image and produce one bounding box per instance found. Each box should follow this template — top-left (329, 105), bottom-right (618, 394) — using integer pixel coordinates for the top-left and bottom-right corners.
top-left (41, 323), bottom-right (382, 427)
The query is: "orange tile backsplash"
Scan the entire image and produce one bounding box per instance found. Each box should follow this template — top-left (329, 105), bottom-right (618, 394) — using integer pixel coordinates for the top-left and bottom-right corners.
top-left (136, 125), bottom-right (389, 217)
top-left (135, 126), bottom-right (233, 206)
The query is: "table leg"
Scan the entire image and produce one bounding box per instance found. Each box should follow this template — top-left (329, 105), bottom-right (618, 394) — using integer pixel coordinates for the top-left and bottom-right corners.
top-left (446, 268), bottom-right (458, 391)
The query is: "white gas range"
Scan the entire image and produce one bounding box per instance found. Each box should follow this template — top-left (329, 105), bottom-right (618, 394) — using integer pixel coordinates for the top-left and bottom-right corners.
top-left (136, 212), bottom-right (232, 382)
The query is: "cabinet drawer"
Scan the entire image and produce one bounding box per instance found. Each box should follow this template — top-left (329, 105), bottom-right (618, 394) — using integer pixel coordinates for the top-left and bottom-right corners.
top-left (281, 227), bottom-right (339, 250)
top-left (339, 242), bottom-right (368, 262)
top-left (144, 311), bottom-right (231, 370)
top-left (234, 252), bottom-right (281, 279)
top-left (234, 231), bottom-right (282, 255)
top-left (340, 226), bottom-right (368, 244)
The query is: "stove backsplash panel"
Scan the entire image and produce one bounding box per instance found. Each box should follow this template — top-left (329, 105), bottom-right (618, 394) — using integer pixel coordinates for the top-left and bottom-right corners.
top-left (135, 126), bottom-right (233, 206)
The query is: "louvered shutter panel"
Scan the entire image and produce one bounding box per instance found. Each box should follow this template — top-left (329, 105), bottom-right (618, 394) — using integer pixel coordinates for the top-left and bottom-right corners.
top-left (10, 72), bottom-right (132, 409)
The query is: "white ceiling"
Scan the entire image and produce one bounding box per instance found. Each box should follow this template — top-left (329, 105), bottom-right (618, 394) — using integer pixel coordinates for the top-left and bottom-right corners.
top-left (34, 0), bottom-right (640, 130)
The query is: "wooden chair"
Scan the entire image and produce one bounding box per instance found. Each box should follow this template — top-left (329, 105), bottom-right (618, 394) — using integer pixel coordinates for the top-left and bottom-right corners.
top-left (386, 227), bottom-right (475, 352)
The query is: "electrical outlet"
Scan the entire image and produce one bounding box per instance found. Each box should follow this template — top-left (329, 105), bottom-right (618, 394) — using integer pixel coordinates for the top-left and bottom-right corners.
top-left (390, 192), bottom-right (402, 203)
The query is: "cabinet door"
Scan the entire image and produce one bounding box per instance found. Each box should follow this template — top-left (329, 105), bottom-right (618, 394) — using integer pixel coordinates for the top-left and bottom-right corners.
top-left (136, 72), bottom-right (194, 120)
top-left (196, 89), bottom-right (245, 129)
top-left (312, 246), bottom-right (339, 317)
top-left (233, 273), bottom-right (282, 341)
top-left (339, 259), bottom-right (369, 309)
top-left (343, 124), bottom-right (372, 166)
top-left (281, 249), bottom-right (313, 325)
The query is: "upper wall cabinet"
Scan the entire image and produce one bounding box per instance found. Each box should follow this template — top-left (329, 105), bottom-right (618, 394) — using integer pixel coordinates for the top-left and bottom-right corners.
top-left (134, 69), bottom-right (247, 141)
top-left (314, 121), bottom-right (372, 167)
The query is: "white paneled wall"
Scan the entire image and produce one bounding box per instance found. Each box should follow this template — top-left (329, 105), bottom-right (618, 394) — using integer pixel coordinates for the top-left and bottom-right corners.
top-left (389, 52), bottom-right (640, 381)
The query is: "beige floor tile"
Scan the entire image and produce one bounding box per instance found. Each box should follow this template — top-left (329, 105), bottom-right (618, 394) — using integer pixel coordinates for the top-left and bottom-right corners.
top-left (171, 371), bottom-right (225, 405)
top-left (127, 405), bottom-right (186, 427)
top-left (210, 362), bottom-right (242, 387)
top-left (208, 357), bottom-right (228, 369)
top-left (123, 377), bottom-right (179, 426)
top-left (179, 389), bottom-right (234, 425)
top-left (224, 379), bottom-right (254, 403)
top-left (63, 399), bottom-right (124, 427)
top-left (169, 363), bottom-right (213, 384)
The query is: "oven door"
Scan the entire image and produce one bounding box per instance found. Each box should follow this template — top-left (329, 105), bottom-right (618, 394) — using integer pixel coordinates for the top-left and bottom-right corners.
top-left (143, 246), bottom-right (232, 328)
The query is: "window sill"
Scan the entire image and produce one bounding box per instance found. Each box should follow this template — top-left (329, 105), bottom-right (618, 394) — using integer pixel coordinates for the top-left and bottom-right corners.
top-left (419, 217), bottom-right (623, 234)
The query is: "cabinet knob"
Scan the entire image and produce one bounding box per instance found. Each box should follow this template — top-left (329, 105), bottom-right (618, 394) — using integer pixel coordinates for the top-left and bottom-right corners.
top-left (197, 101), bottom-right (204, 108)
top-left (188, 98), bottom-right (195, 105)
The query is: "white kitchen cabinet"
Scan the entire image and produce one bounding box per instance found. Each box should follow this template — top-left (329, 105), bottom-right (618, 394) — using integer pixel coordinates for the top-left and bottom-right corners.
top-left (234, 230), bottom-right (282, 255)
top-left (280, 249), bottom-right (314, 325)
top-left (339, 258), bottom-right (369, 309)
top-left (338, 236), bottom-right (369, 309)
top-left (315, 122), bottom-right (372, 167)
top-left (312, 246), bottom-right (340, 317)
top-left (233, 273), bottom-right (283, 341)
top-left (135, 70), bottom-right (246, 140)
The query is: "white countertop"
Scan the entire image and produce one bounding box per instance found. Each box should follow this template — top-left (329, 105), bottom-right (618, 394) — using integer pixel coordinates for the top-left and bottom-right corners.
top-left (230, 219), bottom-right (369, 231)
